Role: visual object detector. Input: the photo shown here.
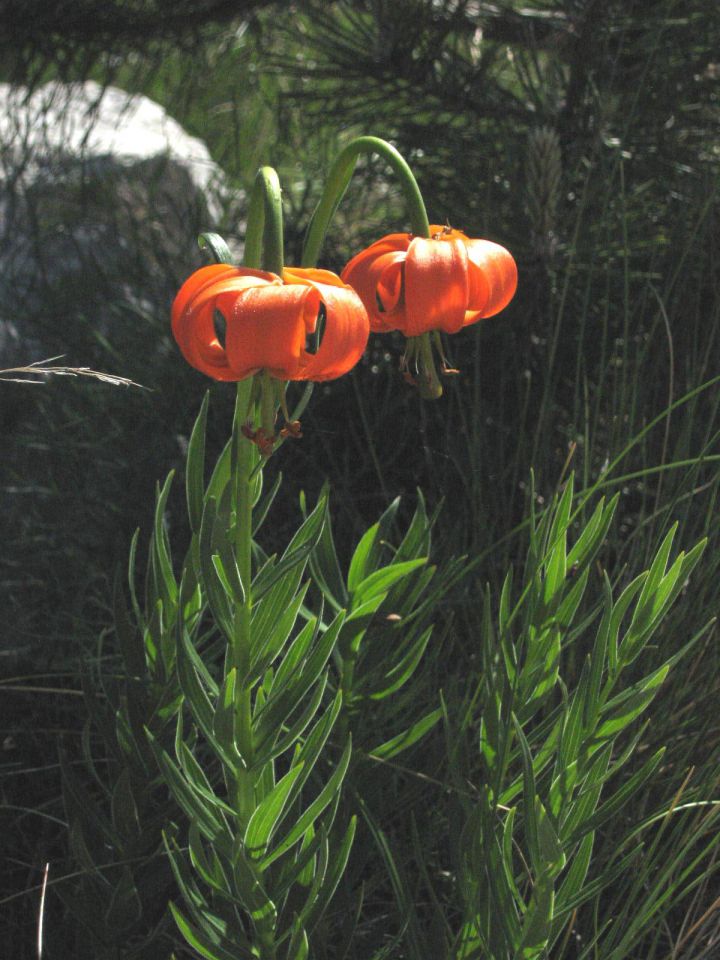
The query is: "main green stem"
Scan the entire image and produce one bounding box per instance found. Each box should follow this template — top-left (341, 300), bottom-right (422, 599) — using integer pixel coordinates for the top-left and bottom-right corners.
top-left (230, 166), bottom-right (285, 824)
top-left (302, 135), bottom-right (431, 268)
top-left (232, 380), bottom-right (256, 821)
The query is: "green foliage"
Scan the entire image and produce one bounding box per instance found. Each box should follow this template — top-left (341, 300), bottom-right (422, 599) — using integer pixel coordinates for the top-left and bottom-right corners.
top-left (4, 4), bottom-right (720, 959)
top-left (441, 478), bottom-right (715, 960)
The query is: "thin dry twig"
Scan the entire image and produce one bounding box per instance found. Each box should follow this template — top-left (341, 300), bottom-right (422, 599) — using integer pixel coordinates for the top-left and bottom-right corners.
top-left (0, 356), bottom-right (147, 388)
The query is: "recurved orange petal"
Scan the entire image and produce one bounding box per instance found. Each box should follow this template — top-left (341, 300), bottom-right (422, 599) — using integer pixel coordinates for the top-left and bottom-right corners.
top-left (172, 270), bottom-right (280, 380)
top-left (341, 236), bottom-right (412, 332)
top-left (284, 269), bottom-right (370, 381)
top-left (225, 283), bottom-right (321, 380)
top-left (404, 236), bottom-right (469, 337)
top-left (463, 239), bottom-right (518, 325)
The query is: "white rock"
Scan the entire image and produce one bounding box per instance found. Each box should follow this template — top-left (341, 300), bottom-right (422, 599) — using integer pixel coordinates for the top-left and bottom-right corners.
top-left (0, 79), bottom-right (227, 220)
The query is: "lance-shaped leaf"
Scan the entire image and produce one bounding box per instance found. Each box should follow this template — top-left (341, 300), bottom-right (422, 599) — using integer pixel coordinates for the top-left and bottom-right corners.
top-left (151, 470), bottom-right (178, 614)
top-left (352, 558), bottom-right (428, 608)
top-left (347, 497), bottom-right (400, 592)
top-left (186, 391), bottom-right (209, 535)
top-left (566, 493), bottom-right (619, 571)
top-left (244, 762), bottom-right (306, 860)
top-left (567, 747), bottom-right (665, 844)
top-left (305, 491), bottom-right (348, 611)
top-left (369, 706), bottom-right (442, 760)
top-left (231, 845), bottom-right (278, 941)
top-left (252, 470), bottom-right (282, 536)
top-left (255, 613), bottom-right (344, 750)
top-left (198, 497), bottom-right (234, 640)
top-left (515, 875), bottom-right (554, 960)
top-left (283, 917), bottom-right (309, 960)
top-left (260, 729), bottom-right (350, 869)
top-left (368, 625), bottom-right (433, 700)
top-left (147, 730), bottom-right (233, 855)
top-left (249, 587), bottom-right (309, 683)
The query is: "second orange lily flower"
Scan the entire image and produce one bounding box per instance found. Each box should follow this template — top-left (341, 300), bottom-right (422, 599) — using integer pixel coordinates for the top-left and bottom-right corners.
top-left (341, 225), bottom-right (517, 338)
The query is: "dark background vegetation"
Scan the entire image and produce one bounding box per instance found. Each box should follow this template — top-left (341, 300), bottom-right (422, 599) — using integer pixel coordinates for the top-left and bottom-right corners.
top-left (1, 0), bottom-right (719, 956)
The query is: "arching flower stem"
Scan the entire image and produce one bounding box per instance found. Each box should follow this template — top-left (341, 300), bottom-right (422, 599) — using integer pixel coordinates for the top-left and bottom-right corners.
top-left (301, 136), bottom-right (431, 268)
top-left (244, 166), bottom-right (285, 276)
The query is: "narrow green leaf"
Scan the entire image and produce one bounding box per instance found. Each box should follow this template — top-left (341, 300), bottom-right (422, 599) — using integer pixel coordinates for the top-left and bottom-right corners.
top-left (188, 821), bottom-right (231, 894)
top-left (213, 668), bottom-right (237, 759)
top-left (554, 567), bottom-right (589, 628)
top-left (127, 527), bottom-right (143, 626)
top-left (566, 494), bottom-right (619, 571)
top-left (543, 539), bottom-right (567, 608)
top-left (245, 763), bottom-right (306, 858)
top-left (370, 707), bottom-right (442, 760)
top-left (231, 845), bottom-right (278, 933)
top-left (568, 748), bottom-right (665, 843)
top-left (170, 902), bottom-right (250, 960)
top-left (206, 437), bottom-right (232, 504)
top-left (516, 877), bottom-right (554, 960)
top-left (641, 524), bottom-right (678, 603)
top-left (284, 918), bottom-right (309, 960)
top-left (536, 797), bottom-right (566, 876)
top-left (555, 832), bottom-right (594, 913)
top-left (256, 612), bottom-right (344, 746)
top-left (299, 816), bottom-right (357, 935)
top-left (595, 664), bottom-right (669, 740)
top-left (199, 497), bottom-right (234, 640)
top-left (186, 392), bottom-right (209, 535)
top-left (261, 735), bottom-right (351, 869)
top-left (110, 768), bottom-right (141, 842)
top-left (394, 491), bottom-right (431, 562)
top-left (369, 626), bottom-right (433, 700)
top-left (147, 732), bottom-right (232, 853)
top-left (499, 567), bottom-right (514, 635)
top-left (513, 715), bottom-right (540, 872)
top-left (249, 587), bottom-right (308, 681)
top-left (307, 491), bottom-right (348, 609)
top-left (548, 476), bottom-right (574, 548)
top-left (260, 674), bottom-right (328, 765)
top-left (152, 470), bottom-right (178, 608)
top-left (347, 521), bottom-right (381, 594)
top-left (260, 724), bottom-right (352, 871)
top-left (348, 498), bottom-right (401, 593)
top-left (252, 470), bottom-right (282, 536)
top-left (353, 558), bottom-right (427, 606)
top-left (213, 534), bottom-right (246, 606)
top-left (113, 571), bottom-right (145, 678)
top-left (269, 617), bottom-right (317, 697)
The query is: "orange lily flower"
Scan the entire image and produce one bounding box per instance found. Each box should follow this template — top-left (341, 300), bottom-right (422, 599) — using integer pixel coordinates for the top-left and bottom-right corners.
top-left (171, 264), bottom-right (369, 383)
top-left (341, 225), bottom-right (517, 338)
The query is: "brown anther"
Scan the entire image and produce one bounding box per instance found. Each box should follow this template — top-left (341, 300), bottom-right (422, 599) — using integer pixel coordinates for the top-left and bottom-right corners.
top-left (241, 421), bottom-right (257, 441)
top-left (254, 428), bottom-right (277, 457)
top-left (441, 365), bottom-right (460, 376)
top-left (280, 419), bottom-right (303, 440)
top-left (403, 370), bottom-right (418, 387)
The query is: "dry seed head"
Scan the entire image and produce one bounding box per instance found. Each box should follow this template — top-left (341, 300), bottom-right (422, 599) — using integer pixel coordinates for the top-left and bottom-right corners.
top-left (526, 125), bottom-right (562, 258)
